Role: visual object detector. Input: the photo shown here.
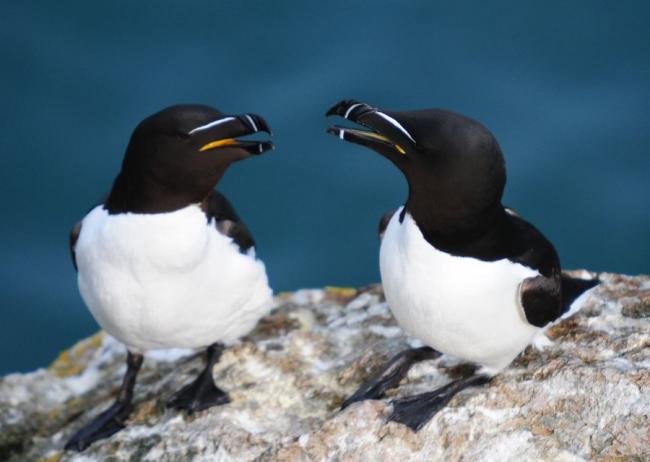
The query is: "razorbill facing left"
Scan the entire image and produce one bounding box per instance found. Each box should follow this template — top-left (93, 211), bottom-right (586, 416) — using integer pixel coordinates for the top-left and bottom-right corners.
top-left (326, 99), bottom-right (599, 431)
top-left (65, 104), bottom-right (274, 451)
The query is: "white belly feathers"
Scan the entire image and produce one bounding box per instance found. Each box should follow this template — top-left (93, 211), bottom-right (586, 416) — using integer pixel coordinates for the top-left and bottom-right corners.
top-left (75, 205), bottom-right (273, 352)
top-left (379, 208), bottom-right (541, 372)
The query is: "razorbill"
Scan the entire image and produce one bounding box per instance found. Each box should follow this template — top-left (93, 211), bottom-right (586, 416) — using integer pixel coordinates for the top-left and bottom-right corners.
top-left (326, 99), bottom-right (599, 431)
top-left (65, 104), bottom-right (274, 451)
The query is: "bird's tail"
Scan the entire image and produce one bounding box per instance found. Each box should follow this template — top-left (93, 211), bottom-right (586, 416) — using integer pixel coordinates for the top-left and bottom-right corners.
top-left (560, 273), bottom-right (600, 318)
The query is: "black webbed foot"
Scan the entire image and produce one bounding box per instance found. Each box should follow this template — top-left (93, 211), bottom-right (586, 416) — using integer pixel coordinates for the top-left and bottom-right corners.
top-left (341, 346), bottom-right (440, 410)
top-left (65, 351), bottom-right (143, 452)
top-left (388, 374), bottom-right (491, 431)
top-left (166, 373), bottom-right (230, 412)
top-left (167, 343), bottom-right (230, 413)
top-left (64, 401), bottom-right (133, 451)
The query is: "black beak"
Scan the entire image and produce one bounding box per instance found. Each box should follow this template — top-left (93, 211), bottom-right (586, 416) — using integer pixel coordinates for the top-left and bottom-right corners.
top-left (326, 99), bottom-right (377, 119)
top-left (236, 113), bottom-right (272, 135)
top-left (232, 113), bottom-right (274, 155)
top-left (325, 99), bottom-right (416, 161)
top-left (194, 113), bottom-right (274, 156)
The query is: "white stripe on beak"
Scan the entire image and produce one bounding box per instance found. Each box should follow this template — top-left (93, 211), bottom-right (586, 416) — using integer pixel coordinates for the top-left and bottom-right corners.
top-left (243, 114), bottom-right (258, 132)
top-left (188, 117), bottom-right (237, 135)
top-left (344, 103), bottom-right (364, 119)
top-left (375, 112), bottom-right (416, 143)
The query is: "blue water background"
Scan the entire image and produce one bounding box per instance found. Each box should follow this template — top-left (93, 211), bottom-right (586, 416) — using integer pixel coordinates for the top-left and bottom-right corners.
top-left (1, 1), bottom-right (648, 374)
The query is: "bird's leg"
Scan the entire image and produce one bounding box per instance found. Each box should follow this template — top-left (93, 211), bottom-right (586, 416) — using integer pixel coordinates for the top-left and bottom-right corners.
top-left (341, 346), bottom-right (440, 409)
top-left (65, 351), bottom-right (143, 452)
top-left (167, 343), bottom-right (230, 413)
top-left (388, 373), bottom-right (491, 431)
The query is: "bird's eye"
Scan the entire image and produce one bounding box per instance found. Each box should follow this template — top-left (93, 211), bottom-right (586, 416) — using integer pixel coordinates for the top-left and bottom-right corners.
top-left (173, 132), bottom-right (190, 140)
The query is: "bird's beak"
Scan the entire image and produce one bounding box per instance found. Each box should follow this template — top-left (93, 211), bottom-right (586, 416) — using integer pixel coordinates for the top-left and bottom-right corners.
top-left (190, 114), bottom-right (274, 156)
top-left (325, 100), bottom-right (416, 160)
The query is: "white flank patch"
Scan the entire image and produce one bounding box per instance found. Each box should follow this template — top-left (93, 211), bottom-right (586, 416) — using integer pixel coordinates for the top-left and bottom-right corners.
top-left (75, 205), bottom-right (273, 351)
top-left (188, 116), bottom-right (236, 135)
top-left (379, 208), bottom-right (541, 371)
top-left (375, 111), bottom-right (416, 143)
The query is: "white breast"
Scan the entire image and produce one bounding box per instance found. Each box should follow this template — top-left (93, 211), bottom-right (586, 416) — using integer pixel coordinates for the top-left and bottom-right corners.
top-left (75, 205), bottom-right (273, 352)
top-left (379, 208), bottom-right (541, 372)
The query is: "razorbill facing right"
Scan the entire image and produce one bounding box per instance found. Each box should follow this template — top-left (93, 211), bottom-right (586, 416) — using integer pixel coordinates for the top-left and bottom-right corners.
top-left (326, 99), bottom-right (599, 431)
top-left (65, 104), bottom-right (274, 451)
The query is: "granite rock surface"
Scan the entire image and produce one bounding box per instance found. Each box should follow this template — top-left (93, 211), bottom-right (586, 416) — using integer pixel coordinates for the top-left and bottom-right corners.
top-left (0, 272), bottom-right (648, 461)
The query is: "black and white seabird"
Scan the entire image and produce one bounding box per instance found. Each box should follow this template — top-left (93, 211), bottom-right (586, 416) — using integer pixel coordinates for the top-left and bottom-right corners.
top-left (65, 104), bottom-right (274, 451)
top-left (326, 99), bottom-right (599, 431)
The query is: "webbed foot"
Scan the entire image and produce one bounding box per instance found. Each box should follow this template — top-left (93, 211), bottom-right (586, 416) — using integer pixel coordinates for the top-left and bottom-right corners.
top-left (167, 343), bottom-right (230, 413)
top-left (65, 351), bottom-right (143, 451)
top-left (388, 374), bottom-right (490, 431)
top-left (167, 373), bottom-right (230, 412)
top-left (64, 401), bottom-right (133, 451)
top-left (341, 346), bottom-right (439, 409)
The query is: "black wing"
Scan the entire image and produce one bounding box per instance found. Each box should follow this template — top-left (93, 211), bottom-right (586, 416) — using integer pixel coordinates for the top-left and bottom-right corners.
top-left (475, 210), bottom-right (564, 327)
top-left (503, 212), bottom-right (598, 327)
top-left (202, 190), bottom-right (255, 254)
top-left (418, 206), bottom-right (560, 277)
top-left (501, 212), bottom-right (565, 327)
top-left (520, 273), bottom-right (599, 327)
top-left (418, 206), bottom-right (598, 327)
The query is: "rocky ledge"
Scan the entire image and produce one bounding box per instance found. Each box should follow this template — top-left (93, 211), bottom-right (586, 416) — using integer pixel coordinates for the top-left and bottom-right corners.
top-left (1, 272), bottom-right (648, 462)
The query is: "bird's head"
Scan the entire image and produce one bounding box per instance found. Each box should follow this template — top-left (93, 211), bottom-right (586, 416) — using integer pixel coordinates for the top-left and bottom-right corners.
top-left (326, 99), bottom-right (506, 236)
top-left (107, 104), bottom-right (273, 214)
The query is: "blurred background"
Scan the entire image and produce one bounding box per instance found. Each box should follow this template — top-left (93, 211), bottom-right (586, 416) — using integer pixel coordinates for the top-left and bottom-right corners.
top-left (1, 1), bottom-right (648, 374)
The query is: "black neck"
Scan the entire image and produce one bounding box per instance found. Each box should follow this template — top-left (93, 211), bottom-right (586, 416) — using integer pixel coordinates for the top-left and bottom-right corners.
top-left (105, 170), bottom-right (200, 215)
top-left (405, 184), bottom-right (504, 249)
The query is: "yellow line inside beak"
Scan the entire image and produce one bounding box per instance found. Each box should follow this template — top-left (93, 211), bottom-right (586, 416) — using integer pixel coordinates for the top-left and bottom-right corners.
top-left (199, 138), bottom-right (237, 152)
top-left (394, 144), bottom-right (406, 155)
top-left (346, 129), bottom-right (406, 154)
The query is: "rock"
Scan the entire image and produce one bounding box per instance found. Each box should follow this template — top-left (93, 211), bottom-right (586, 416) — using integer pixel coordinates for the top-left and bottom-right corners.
top-left (0, 272), bottom-right (648, 462)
